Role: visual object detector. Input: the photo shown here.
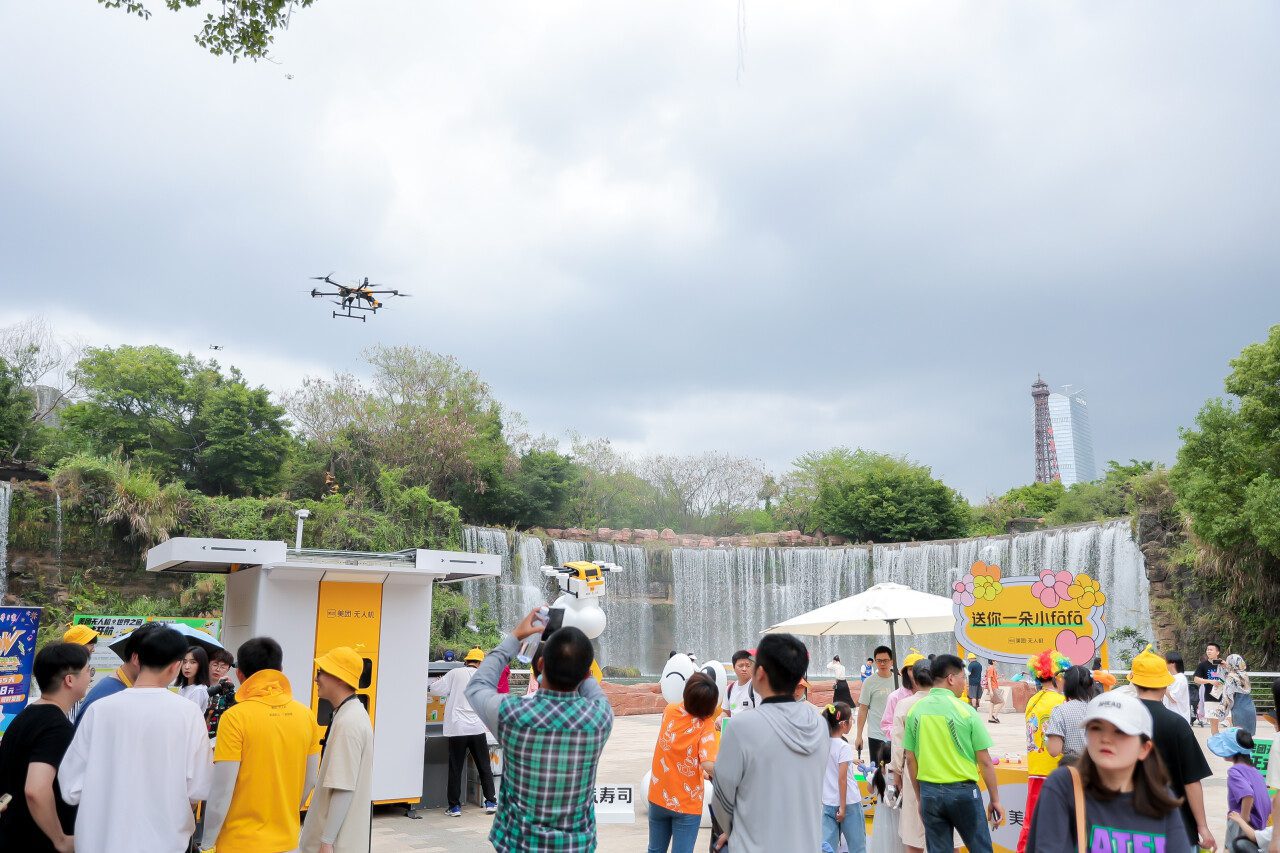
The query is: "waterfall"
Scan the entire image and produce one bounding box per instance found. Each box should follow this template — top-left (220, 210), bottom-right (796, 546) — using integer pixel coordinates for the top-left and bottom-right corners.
top-left (460, 527), bottom-right (553, 631)
top-left (514, 534), bottom-right (548, 613)
top-left (461, 519), bottom-right (1152, 676)
top-left (54, 491), bottom-right (62, 569)
top-left (672, 546), bottom-right (873, 671)
top-left (0, 482), bottom-right (11, 600)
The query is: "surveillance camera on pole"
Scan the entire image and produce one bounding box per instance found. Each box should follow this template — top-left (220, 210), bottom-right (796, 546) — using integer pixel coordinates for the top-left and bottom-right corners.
top-left (294, 508), bottom-right (311, 549)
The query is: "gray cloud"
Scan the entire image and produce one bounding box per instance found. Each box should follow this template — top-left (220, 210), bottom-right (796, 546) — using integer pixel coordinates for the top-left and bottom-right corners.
top-left (2, 2), bottom-right (1278, 499)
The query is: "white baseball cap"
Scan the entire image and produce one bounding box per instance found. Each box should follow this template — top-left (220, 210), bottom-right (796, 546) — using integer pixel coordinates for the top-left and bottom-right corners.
top-left (1083, 692), bottom-right (1153, 739)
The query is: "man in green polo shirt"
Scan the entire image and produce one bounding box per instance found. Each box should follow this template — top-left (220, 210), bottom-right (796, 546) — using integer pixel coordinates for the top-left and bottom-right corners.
top-left (904, 653), bottom-right (1004, 853)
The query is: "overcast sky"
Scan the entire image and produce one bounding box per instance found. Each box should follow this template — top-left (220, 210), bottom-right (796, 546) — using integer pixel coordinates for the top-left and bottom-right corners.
top-left (2, 2), bottom-right (1278, 499)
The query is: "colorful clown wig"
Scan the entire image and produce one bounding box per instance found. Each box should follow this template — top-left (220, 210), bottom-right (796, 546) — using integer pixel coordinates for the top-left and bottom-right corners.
top-left (1026, 650), bottom-right (1070, 682)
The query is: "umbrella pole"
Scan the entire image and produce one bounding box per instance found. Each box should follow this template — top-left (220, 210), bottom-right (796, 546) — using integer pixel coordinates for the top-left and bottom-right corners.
top-left (887, 619), bottom-right (899, 688)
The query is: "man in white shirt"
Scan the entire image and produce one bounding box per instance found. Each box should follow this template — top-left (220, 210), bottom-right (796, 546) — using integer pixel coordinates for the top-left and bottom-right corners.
top-left (59, 625), bottom-right (213, 853)
top-left (428, 647), bottom-right (496, 816)
top-left (722, 650), bottom-right (759, 719)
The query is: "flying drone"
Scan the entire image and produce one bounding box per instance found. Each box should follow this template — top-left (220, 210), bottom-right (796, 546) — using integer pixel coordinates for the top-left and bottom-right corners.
top-left (542, 560), bottom-right (622, 600)
top-left (309, 274), bottom-right (412, 321)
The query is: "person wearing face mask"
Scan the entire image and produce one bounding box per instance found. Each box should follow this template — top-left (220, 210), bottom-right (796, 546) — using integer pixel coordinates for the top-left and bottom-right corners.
top-left (1023, 692), bottom-right (1190, 853)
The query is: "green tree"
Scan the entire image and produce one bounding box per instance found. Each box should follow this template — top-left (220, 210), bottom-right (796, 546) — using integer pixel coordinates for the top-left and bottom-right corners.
top-left (59, 345), bottom-right (291, 496)
top-left (195, 382), bottom-right (293, 496)
top-left (560, 435), bottom-right (660, 529)
top-left (498, 450), bottom-right (579, 528)
top-left (431, 584), bottom-right (501, 659)
top-left (966, 496), bottom-right (1022, 537)
top-left (0, 357), bottom-right (34, 460)
top-left (1173, 324), bottom-right (1280, 558)
top-left (1043, 462), bottom-right (1154, 526)
top-left (1001, 481), bottom-right (1065, 517)
top-left (807, 448), bottom-right (969, 543)
top-left (99, 0), bottom-right (317, 62)
top-left (284, 346), bottom-right (509, 504)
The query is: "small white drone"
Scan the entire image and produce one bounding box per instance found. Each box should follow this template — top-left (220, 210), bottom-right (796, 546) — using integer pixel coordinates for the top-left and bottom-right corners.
top-left (541, 560), bottom-right (622, 600)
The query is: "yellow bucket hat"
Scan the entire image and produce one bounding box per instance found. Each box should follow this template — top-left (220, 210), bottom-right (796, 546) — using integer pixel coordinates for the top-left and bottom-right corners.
top-left (464, 647), bottom-right (485, 663)
top-left (315, 646), bottom-right (363, 689)
top-left (1128, 645), bottom-right (1173, 689)
top-left (63, 624), bottom-right (99, 646)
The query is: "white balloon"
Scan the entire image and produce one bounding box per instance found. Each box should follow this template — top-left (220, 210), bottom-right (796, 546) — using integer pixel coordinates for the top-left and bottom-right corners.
top-left (551, 594), bottom-right (607, 640)
top-left (660, 653), bottom-right (696, 705)
top-left (699, 660), bottom-right (728, 707)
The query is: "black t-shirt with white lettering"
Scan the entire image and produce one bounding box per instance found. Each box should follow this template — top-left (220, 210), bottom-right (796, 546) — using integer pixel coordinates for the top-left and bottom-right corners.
top-left (0, 703), bottom-right (77, 852)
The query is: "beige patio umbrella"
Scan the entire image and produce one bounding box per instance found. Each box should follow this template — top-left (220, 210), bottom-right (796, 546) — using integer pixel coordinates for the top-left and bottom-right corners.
top-left (763, 582), bottom-right (957, 686)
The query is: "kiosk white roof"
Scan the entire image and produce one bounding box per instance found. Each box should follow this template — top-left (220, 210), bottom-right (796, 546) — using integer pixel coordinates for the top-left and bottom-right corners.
top-left (147, 537), bottom-right (501, 582)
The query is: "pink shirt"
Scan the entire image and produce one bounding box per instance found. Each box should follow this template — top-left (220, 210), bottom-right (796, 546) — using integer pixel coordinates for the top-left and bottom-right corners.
top-left (880, 685), bottom-right (913, 739)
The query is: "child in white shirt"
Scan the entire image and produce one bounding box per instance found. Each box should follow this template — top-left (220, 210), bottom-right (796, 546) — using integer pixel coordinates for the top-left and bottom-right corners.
top-left (821, 702), bottom-right (866, 853)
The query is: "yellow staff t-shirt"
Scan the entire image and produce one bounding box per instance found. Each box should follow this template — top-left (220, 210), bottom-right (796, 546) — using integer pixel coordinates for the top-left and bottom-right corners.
top-left (1025, 689), bottom-right (1066, 777)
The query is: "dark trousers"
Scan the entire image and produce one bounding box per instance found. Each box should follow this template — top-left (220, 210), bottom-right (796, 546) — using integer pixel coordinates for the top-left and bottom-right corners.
top-left (447, 733), bottom-right (495, 808)
top-left (920, 780), bottom-right (993, 853)
top-left (867, 736), bottom-right (890, 767)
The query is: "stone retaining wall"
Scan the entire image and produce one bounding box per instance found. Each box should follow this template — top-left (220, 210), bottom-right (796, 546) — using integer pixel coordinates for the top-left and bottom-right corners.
top-left (543, 526), bottom-right (848, 549)
top-left (599, 678), bottom-right (1035, 717)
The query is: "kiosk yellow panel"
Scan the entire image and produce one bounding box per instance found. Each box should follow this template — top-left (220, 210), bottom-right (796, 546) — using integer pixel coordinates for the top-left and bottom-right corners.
top-left (313, 581), bottom-right (382, 727)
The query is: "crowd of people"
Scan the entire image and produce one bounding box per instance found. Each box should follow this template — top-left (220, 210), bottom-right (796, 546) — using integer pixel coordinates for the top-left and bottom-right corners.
top-left (0, 623), bottom-right (375, 853)
top-left (678, 640), bottom-right (1273, 853)
top-left (0, 608), bottom-right (1273, 853)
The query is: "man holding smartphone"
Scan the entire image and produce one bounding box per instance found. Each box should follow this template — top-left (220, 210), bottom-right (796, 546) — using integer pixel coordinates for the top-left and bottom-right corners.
top-left (465, 605), bottom-right (613, 853)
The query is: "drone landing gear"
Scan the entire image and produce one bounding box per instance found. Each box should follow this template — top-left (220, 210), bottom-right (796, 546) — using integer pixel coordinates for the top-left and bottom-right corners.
top-left (333, 311), bottom-right (367, 322)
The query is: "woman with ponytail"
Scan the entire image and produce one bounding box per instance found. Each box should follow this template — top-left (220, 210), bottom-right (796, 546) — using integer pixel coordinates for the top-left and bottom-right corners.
top-left (821, 701), bottom-right (866, 853)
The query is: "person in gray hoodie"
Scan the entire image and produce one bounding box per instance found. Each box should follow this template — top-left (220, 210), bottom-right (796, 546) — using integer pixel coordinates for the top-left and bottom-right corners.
top-left (711, 633), bottom-right (828, 852)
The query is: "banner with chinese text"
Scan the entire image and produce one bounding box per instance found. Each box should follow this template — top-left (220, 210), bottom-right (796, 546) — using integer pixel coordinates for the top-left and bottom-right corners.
top-left (952, 561), bottom-right (1107, 666)
top-left (0, 607), bottom-right (42, 735)
top-left (72, 615), bottom-right (221, 682)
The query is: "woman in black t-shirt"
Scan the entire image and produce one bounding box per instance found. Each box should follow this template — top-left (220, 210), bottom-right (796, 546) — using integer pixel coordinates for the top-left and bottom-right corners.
top-left (1025, 692), bottom-right (1190, 853)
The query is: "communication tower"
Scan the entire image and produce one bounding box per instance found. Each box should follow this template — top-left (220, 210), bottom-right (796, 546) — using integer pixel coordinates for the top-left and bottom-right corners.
top-left (1032, 375), bottom-right (1060, 484)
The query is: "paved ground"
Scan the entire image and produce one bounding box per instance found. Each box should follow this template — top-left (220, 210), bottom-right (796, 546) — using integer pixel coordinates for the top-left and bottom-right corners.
top-left (371, 710), bottom-right (1266, 851)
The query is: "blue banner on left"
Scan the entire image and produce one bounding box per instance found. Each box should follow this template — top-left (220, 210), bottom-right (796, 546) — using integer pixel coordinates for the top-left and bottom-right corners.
top-left (0, 606), bottom-right (42, 736)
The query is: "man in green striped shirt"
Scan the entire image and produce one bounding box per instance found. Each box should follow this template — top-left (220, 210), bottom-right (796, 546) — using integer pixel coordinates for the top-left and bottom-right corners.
top-left (904, 653), bottom-right (1004, 853)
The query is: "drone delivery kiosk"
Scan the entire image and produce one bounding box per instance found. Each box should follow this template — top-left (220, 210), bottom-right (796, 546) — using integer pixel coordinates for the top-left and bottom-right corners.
top-left (145, 536), bottom-right (500, 805)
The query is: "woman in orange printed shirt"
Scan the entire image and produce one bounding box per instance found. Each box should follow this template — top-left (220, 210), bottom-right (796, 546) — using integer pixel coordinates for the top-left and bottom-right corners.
top-left (648, 673), bottom-right (721, 853)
